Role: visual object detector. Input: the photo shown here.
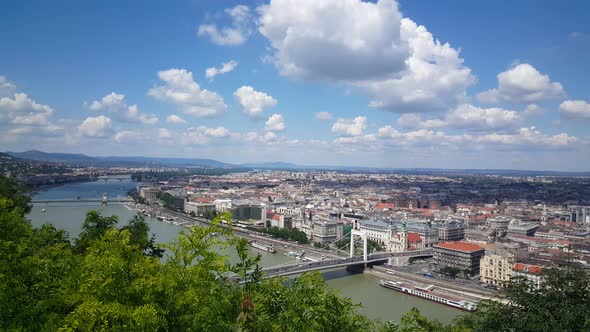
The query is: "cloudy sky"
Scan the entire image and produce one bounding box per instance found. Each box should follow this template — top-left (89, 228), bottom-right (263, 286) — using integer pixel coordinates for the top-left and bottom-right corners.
top-left (1, 0), bottom-right (589, 171)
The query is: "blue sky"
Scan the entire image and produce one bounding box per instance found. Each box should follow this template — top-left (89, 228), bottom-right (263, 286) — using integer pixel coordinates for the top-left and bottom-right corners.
top-left (1, 0), bottom-right (589, 171)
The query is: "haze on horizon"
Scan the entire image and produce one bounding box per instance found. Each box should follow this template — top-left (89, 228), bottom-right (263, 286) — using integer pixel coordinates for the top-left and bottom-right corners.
top-left (1, 0), bottom-right (589, 171)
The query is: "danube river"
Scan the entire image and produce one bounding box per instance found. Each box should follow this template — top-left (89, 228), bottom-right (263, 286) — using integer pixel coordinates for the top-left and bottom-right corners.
top-left (28, 179), bottom-right (460, 324)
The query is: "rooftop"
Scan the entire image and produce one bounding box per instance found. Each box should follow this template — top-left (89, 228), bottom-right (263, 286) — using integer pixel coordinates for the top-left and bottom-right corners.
top-left (513, 262), bottom-right (543, 274)
top-left (434, 241), bottom-right (483, 253)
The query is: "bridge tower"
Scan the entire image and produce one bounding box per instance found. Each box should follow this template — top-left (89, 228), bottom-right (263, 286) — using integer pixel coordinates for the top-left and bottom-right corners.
top-left (101, 193), bottom-right (108, 206)
top-left (350, 229), bottom-right (368, 262)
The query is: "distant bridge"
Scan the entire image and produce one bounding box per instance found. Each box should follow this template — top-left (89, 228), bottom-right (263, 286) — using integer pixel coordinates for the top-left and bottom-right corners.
top-left (94, 175), bottom-right (132, 181)
top-left (32, 198), bottom-right (134, 203)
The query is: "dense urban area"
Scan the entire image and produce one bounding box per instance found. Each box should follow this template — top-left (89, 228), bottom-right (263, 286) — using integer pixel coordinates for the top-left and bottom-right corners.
top-left (3, 152), bottom-right (590, 314)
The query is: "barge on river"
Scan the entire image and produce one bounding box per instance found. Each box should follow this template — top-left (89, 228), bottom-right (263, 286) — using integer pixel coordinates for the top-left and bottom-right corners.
top-left (379, 280), bottom-right (477, 311)
top-left (248, 240), bottom-right (276, 253)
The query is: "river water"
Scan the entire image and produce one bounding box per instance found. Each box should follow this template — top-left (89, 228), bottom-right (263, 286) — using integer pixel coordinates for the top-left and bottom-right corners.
top-left (28, 180), bottom-right (460, 324)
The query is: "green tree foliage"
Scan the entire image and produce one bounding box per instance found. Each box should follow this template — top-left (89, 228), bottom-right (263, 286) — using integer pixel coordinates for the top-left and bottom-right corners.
top-left (257, 226), bottom-right (309, 244)
top-left (121, 215), bottom-right (165, 258)
top-left (250, 273), bottom-right (374, 331)
top-left (459, 267), bottom-right (590, 332)
top-left (0, 175), bottom-right (31, 213)
top-left (379, 308), bottom-right (470, 332)
top-left (0, 195), bottom-right (78, 331)
top-left (155, 191), bottom-right (179, 210)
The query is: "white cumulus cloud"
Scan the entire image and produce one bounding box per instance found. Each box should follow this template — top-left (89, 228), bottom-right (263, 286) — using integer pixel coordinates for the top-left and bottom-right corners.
top-left (258, 0), bottom-right (474, 112)
top-left (407, 104), bottom-right (523, 132)
top-left (88, 92), bottom-right (158, 125)
top-left (181, 126), bottom-right (231, 145)
top-left (332, 116), bottom-right (367, 136)
top-left (205, 60), bottom-right (238, 80)
top-left (477, 127), bottom-right (578, 148)
top-left (78, 115), bottom-right (112, 137)
top-left (258, 0), bottom-right (408, 81)
top-left (477, 63), bottom-right (564, 104)
top-left (113, 130), bottom-right (144, 143)
top-left (359, 18), bottom-right (475, 112)
top-left (166, 114), bottom-right (188, 124)
top-left (149, 68), bottom-right (227, 117)
top-left (0, 76), bottom-right (17, 97)
top-left (0, 92), bottom-right (54, 126)
top-left (265, 113), bottom-right (285, 131)
top-left (198, 5), bottom-right (252, 46)
top-left (234, 86), bottom-right (277, 117)
top-left (560, 100), bottom-right (590, 119)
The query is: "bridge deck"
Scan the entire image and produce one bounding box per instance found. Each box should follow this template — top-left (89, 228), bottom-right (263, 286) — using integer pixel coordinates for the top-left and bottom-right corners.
top-left (32, 199), bottom-right (134, 203)
top-left (259, 248), bottom-right (432, 278)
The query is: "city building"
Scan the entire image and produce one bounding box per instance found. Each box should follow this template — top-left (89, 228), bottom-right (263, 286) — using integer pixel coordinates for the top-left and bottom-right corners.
top-left (487, 216), bottom-right (512, 237)
top-left (438, 221), bottom-right (465, 241)
top-left (480, 248), bottom-right (517, 287)
top-left (512, 263), bottom-right (544, 289)
top-left (385, 222), bottom-right (424, 252)
top-left (359, 219), bottom-right (439, 248)
top-left (465, 226), bottom-right (496, 243)
top-left (433, 241), bottom-right (485, 279)
top-left (359, 219), bottom-right (389, 244)
top-left (184, 201), bottom-right (216, 217)
top-left (312, 219), bottom-right (343, 244)
top-left (229, 204), bottom-right (266, 223)
top-left (268, 213), bottom-right (293, 229)
top-left (139, 186), bottom-right (159, 201)
top-left (506, 220), bottom-right (539, 238)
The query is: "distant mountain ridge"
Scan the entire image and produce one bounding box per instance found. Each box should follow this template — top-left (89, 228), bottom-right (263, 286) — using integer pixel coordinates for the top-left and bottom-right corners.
top-left (4, 150), bottom-right (590, 176)
top-left (6, 150), bottom-right (236, 168)
top-left (7, 150), bottom-right (97, 163)
top-left (240, 162), bottom-right (300, 169)
top-left (100, 156), bottom-right (234, 168)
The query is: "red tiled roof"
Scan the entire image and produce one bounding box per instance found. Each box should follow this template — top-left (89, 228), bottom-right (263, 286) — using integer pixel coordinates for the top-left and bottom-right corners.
top-left (473, 214), bottom-right (490, 222)
top-left (513, 263), bottom-right (543, 274)
top-left (435, 241), bottom-right (483, 253)
top-left (195, 197), bottom-right (214, 203)
top-left (375, 203), bottom-right (395, 210)
top-left (408, 232), bottom-right (421, 243)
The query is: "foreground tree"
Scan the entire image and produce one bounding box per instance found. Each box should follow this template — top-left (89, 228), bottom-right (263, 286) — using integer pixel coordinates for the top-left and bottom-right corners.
top-left (459, 267), bottom-right (590, 332)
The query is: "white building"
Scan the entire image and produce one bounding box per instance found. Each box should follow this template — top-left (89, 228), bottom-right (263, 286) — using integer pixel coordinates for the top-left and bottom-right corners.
top-left (312, 219), bottom-right (343, 244)
top-left (213, 199), bottom-right (232, 212)
top-left (139, 187), bottom-right (159, 201)
top-left (184, 201), bottom-right (216, 216)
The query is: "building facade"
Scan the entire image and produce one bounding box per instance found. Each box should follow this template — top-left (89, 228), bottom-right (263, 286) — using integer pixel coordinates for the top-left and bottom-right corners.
top-left (512, 263), bottom-right (544, 289)
top-left (184, 201), bottom-right (216, 217)
top-left (433, 241), bottom-right (485, 279)
top-left (139, 187), bottom-right (159, 201)
top-left (480, 249), bottom-right (516, 286)
top-left (385, 223), bottom-right (424, 252)
top-left (312, 219), bottom-right (343, 244)
top-left (438, 221), bottom-right (465, 241)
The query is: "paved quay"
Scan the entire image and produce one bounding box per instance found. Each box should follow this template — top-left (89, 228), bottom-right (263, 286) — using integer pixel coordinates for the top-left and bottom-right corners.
top-left (366, 266), bottom-right (503, 303)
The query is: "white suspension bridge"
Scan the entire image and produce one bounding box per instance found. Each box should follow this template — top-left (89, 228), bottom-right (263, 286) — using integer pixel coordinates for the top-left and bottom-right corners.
top-left (237, 228), bottom-right (433, 281)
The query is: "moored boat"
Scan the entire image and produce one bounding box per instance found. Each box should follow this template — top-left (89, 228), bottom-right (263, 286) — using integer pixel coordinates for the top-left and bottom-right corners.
top-left (248, 240), bottom-right (276, 253)
top-left (379, 280), bottom-right (477, 311)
